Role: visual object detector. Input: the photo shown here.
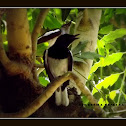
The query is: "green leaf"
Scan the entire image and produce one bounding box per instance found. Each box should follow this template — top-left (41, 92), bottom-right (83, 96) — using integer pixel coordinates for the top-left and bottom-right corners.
top-left (100, 52), bottom-right (123, 66)
top-left (29, 9), bottom-right (40, 32)
top-left (81, 95), bottom-right (89, 105)
top-left (109, 90), bottom-right (116, 100)
top-left (3, 41), bottom-right (8, 52)
top-left (52, 9), bottom-right (62, 23)
top-left (44, 12), bottom-right (62, 30)
top-left (97, 39), bottom-right (105, 56)
top-left (92, 73), bottom-right (120, 95)
top-left (35, 59), bottom-right (41, 65)
top-left (90, 52), bottom-right (124, 75)
top-left (105, 43), bottom-right (117, 55)
top-left (39, 76), bottom-right (49, 87)
top-left (116, 9), bottom-right (126, 15)
top-left (101, 87), bottom-right (109, 95)
top-left (75, 52), bottom-right (103, 60)
top-left (115, 60), bottom-right (124, 71)
top-left (80, 52), bottom-right (103, 59)
top-left (72, 41), bottom-right (88, 55)
top-left (73, 57), bottom-right (85, 63)
top-left (37, 42), bottom-right (49, 56)
top-left (98, 98), bottom-right (108, 108)
top-left (99, 25), bottom-right (113, 34)
top-left (101, 28), bottom-right (126, 44)
top-left (104, 9), bottom-right (115, 23)
top-left (107, 96), bottom-right (115, 104)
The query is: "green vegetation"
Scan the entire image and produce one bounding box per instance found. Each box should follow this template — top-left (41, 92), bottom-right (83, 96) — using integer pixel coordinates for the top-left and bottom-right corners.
top-left (1, 8), bottom-right (126, 117)
top-left (29, 8), bottom-right (126, 112)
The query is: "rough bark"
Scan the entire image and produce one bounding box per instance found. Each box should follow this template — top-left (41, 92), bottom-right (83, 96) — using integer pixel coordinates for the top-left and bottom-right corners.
top-left (7, 9), bottom-right (32, 59)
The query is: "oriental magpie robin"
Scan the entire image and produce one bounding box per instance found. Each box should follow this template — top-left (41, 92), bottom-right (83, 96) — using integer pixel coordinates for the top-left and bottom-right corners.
top-left (43, 34), bottom-right (79, 106)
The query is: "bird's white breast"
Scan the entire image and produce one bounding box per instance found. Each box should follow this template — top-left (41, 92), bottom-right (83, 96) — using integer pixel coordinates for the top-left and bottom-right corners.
top-left (47, 57), bottom-right (68, 77)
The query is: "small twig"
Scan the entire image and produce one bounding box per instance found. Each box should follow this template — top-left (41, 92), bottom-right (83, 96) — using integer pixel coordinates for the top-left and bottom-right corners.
top-left (32, 9), bottom-right (49, 59)
top-left (32, 9), bottom-right (49, 80)
top-left (37, 68), bottom-right (45, 76)
top-left (106, 109), bottom-right (126, 117)
top-left (117, 68), bottom-right (126, 105)
top-left (34, 64), bottom-right (44, 68)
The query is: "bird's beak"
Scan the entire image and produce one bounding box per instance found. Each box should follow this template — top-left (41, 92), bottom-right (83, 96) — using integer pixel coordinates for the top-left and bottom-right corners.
top-left (72, 34), bottom-right (80, 40)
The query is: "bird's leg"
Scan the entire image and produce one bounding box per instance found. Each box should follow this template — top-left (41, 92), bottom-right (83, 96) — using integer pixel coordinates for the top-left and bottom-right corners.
top-left (55, 87), bottom-right (62, 106)
top-left (61, 87), bottom-right (69, 106)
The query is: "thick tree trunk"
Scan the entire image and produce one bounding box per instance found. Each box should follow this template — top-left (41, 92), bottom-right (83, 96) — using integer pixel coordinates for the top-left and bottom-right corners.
top-left (7, 9), bottom-right (32, 59)
top-left (71, 9), bottom-right (102, 94)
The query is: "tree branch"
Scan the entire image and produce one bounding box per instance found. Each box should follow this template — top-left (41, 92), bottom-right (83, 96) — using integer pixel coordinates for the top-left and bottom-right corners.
top-left (71, 9), bottom-right (102, 94)
top-left (34, 64), bottom-right (44, 68)
top-left (106, 109), bottom-right (126, 118)
top-left (32, 9), bottom-right (49, 80)
top-left (0, 71), bottom-right (105, 118)
top-left (37, 68), bottom-right (45, 76)
top-left (0, 22), bottom-right (31, 77)
top-left (32, 9), bottom-right (49, 57)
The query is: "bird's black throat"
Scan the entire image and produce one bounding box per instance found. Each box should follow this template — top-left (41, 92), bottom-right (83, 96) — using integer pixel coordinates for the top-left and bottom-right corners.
top-left (48, 46), bottom-right (70, 59)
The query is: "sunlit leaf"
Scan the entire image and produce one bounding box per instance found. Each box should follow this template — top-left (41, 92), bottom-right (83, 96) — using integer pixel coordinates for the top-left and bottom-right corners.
top-left (99, 25), bottom-right (113, 34)
top-left (101, 52), bottom-right (123, 66)
top-left (92, 73), bottom-right (120, 95)
top-left (39, 76), bottom-right (49, 87)
top-left (53, 8), bottom-right (62, 23)
top-left (101, 28), bottom-right (126, 44)
top-left (98, 98), bottom-right (108, 108)
top-left (90, 52), bottom-right (124, 75)
top-left (109, 90), bottom-right (116, 100)
top-left (37, 42), bottom-right (49, 56)
top-left (97, 39), bottom-right (105, 56)
top-left (81, 95), bottom-right (89, 105)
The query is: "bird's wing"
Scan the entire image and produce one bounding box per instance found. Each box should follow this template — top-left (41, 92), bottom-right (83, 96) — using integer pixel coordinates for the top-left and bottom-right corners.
top-left (43, 49), bottom-right (55, 81)
top-left (68, 50), bottom-right (73, 71)
top-left (61, 50), bottom-right (73, 91)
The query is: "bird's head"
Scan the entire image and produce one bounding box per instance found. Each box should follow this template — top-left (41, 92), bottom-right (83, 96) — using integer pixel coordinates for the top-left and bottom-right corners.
top-left (54, 34), bottom-right (79, 48)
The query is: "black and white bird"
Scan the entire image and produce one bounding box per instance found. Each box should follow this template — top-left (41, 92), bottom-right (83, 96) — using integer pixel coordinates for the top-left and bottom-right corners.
top-left (43, 34), bottom-right (79, 106)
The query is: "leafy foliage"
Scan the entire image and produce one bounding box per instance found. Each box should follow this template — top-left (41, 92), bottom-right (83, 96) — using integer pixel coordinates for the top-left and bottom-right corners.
top-left (85, 8), bottom-right (126, 111)
top-left (26, 9), bottom-right (126, 111)
top-left (2, 8), bottom-right (126, 114)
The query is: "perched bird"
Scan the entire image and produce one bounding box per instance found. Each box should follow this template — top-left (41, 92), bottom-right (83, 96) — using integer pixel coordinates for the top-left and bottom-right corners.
top-left (43, 34), bottom-right (79, 106)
